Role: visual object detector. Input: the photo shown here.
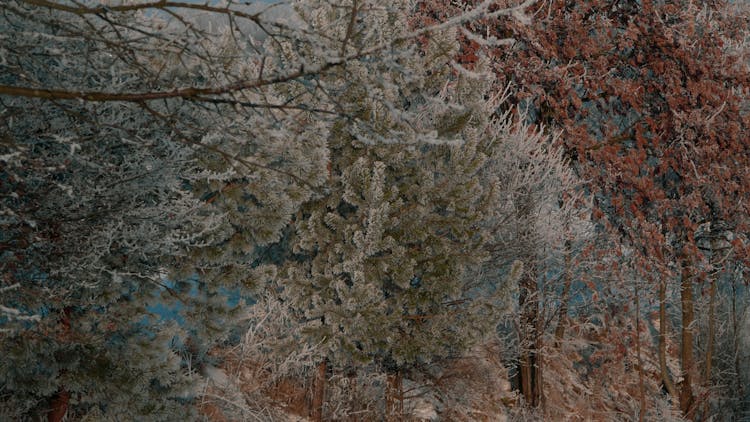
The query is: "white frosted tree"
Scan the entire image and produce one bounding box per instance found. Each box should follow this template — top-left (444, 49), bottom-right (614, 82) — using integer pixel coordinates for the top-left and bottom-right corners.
top-left (0, 1), bottom-right (328, 419)
top-left (486, 121), bottom-right (590, 407)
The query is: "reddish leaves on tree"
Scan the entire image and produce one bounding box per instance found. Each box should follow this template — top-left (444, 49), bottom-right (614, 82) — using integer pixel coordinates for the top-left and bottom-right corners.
top-left (428, 0), bottom-right (750, 269)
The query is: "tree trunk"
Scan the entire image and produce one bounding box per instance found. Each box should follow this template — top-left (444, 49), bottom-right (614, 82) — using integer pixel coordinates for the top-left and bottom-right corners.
top-left (518, 272), bottom-right (540, 407)
top-left (48, 307), bottom-right (72, 422)
top-left (47, 389), bottom-right (70, 422)
top-left (731, 266), bottom-right (744, 410)
top-left (635, 283), bottom-right (646, 422)
top-left (534, 316), bottom-right (545, 409)
top-left (386, 371), bottom-right (403, 421)
top-left (679, 257), bottom-right (695, 419)
top-left (659, 280), bottom-right (678, 398)
top-left (311, 359), bottom-right (327, 422)
top-left (554, 240), bottom-right (572, 342)
top-left (703, 272), bottom-right (716, 418)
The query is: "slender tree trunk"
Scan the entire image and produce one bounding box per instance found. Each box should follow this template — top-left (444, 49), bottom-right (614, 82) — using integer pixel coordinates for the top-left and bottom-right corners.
top-left (679, 257), bottom-right (695, 419)
top-left (48, 307), bottom-right (72, 422)
top-left (534, 316), bottom-right (545, 409)
top-left (311, 359), bottom-right (327, 422)
top-left (703, 272), bottom-right (716, 418)
top-left (659, 280), bottom-right (678, 398)
top-left (518, 272), bottom-right (540, 407)
top-left (386, 371), bottom-right (403, 421)
top-left (518, 353), bottom-right (534, 404)
top-left (48, 389), bottom-right (70, 422)
top-left (554, 240), bottom-right (572, 342)
top-left (635, 282), bottom-right (646, 422)
top-left (731, 269), bottom-right (744, 408)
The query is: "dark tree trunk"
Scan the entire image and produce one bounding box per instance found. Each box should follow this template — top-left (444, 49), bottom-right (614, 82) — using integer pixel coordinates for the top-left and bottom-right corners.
top-left (555, 240), bottom-right (573, 342)
top-left (47, 389), bottom-right (70, 422)
top-left (658, 279), bottom-right (678, 398)
top-left (679, 256), bottom-right (695, 419)
top-left (311, 359), bottom-right (327, 422)
top-left (635, 282), bottom-right (646, 422)
top-left (386, 371), bottom-right (403, 421)
top-left (518, 272), bottom-right (540, 407)
top-left (48, 307), bottom-right (72, 422)
top-left (703, 272), bottom-right (716, 419)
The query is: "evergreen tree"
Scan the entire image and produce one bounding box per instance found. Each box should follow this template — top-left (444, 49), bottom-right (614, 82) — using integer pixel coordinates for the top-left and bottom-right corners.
top-left (276, 0), bottom-right (574, 377)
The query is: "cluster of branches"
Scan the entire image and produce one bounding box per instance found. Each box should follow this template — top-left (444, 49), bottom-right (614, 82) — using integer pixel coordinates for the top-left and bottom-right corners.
top-left (416, 0), bottom-right (750, 419)
top-left (1, 0), bottom-right (580, 420)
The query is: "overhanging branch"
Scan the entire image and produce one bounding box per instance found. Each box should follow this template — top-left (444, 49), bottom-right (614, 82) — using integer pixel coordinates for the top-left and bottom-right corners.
top-left (0, 63), bottom-right (335, 102)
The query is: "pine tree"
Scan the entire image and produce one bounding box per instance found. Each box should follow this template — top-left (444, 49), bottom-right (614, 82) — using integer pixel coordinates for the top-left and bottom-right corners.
top-left (275, 0), bottom-right (580, 383)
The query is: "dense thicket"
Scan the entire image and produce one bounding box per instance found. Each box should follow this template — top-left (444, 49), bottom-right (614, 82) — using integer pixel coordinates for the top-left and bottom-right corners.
top-left (419, 0), bottom-right (750, 419)
top-left (1, 1), bottom-right (748, 421)
top-left (0, 0), bottom-right (568, 419)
